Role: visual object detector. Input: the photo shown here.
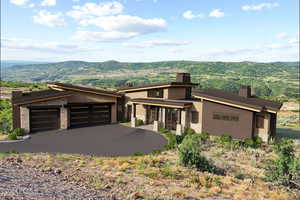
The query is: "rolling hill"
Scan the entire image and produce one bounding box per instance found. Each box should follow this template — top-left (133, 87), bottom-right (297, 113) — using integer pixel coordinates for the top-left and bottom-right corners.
top-left (1, 60), bottom-right (299, 99)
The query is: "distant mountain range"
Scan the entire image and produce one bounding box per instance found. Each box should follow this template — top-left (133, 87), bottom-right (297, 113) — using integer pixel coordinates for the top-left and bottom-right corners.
top-left (1, 60), bottom-right (299, 99)
top-left (1, 60), bottom-right (51, 68)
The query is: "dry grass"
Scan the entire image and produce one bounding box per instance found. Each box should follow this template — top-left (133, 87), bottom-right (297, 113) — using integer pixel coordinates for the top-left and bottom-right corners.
top-left (1, 143), bottom-right (298, 200)
top-left (0, 135), bottom-right (8, 141)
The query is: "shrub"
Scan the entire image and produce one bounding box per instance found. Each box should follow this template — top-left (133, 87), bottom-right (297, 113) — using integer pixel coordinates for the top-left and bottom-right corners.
top-left (150, 149), bottom-right (162, 155)
top-left (265, 138), bottom-right (300, 187)
top-left (7, 133), bottom-right (17, 140)
top-left (136, 119), bottom-right (144, 126)
top-left (216, 135), bottom-right (233, 149)
top-left (133, 152), bottom-right (144, 156)
top-left (244, 136), bottom-right (263, 148)
top-left (159, 128), bottom-right (169, 134)
top-left (12, 128), bottom-right (25, 137)
top-left (178, 135), bottom-right (220, 174)
top-left (184, 128), bottom-right (196, 136)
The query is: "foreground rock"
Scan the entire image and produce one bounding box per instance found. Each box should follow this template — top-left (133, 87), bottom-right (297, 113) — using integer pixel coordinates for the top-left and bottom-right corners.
top-left (0, 158), bottom-right (112, 200)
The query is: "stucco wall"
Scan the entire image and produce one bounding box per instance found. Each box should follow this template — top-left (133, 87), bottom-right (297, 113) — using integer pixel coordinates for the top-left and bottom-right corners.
top-left (254, 112), bottom-right (271, 142)
top-left (135, 104), bottom-right (147, 122)
top-left (189, 101), bottom-right (203, 133)
top-left (202, 100), bottom-right (253, 139)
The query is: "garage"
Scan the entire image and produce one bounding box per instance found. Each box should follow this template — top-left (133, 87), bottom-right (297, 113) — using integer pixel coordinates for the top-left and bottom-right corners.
top-left (69, 103), bottom-right (111, 128)
top-left (30, 107), bottom-right (60, 133)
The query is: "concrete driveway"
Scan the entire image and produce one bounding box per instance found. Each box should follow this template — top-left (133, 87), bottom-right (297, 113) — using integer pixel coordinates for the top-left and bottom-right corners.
top-left (0, 124), bottom-right (168, 156)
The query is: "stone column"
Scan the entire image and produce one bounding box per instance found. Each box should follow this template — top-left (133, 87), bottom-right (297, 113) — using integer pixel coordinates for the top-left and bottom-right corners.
top-left (20, 106), bottom-right (30, 133)
top-left (161, 107), bottom-right (166, 129)
top-left (60, 106), bottom-right (68, 129)
top-left (176, 109), bottom-right (183, 135)
top-left (181, 109), bottom-right (188, 131)
top-left (131, 103), bottom-right (137, 128)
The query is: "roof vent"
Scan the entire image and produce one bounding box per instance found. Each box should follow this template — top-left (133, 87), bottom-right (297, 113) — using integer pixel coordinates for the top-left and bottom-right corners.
top-left (239, 86), bottom-right (251, 98)
top-left (176, 73), bottom-right (191, 83)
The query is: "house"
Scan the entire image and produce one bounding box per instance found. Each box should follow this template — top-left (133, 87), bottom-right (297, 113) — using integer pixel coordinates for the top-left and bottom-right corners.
top-left (11, 73), bottom-right (282, 142)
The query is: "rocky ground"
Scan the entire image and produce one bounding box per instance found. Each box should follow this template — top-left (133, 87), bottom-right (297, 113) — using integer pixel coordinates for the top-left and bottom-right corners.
top-left (0, 157), bottom-right (115, 200)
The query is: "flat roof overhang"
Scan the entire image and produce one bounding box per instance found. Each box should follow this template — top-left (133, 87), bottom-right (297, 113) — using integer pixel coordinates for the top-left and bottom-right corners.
top-left (131, 98), bottom-right (193, 109)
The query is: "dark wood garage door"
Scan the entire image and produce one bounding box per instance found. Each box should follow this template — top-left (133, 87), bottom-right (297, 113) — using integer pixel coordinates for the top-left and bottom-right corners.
top-left (70, 103), bottom-right (111, 128)
top-left (30, 107), bottom-right (60, 133)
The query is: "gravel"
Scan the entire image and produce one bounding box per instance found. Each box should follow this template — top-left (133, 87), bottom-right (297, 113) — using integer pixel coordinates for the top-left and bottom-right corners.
top-left (0, 158), bottom-right (114, 200)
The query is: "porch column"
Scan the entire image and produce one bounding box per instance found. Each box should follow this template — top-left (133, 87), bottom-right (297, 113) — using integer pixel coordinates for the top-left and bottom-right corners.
top-left (181, 109), bottom-right (188, 131)
top-left (20, 106), bottom-right (30, 134)
top-left (176, 109), bottom-right (183, 135)
top-left (161, 107), bottom-right (166, 129)
top-left (153, 106), bottom-right (160, 132)
top-left (131, 103), bottom-right (137, 127)
top-left (60, 106), bottom-right (68, 129)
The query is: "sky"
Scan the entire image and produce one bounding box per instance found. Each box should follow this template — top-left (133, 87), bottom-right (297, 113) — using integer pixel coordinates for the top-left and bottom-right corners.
top-left (1, 0), bottom-right (299, 62)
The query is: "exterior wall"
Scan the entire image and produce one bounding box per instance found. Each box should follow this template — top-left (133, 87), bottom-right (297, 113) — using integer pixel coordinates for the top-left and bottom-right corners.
top-left (67, 91), bottom-right (116, 103)
top-left (20, 106), bottom-right (30, 133)
top-left (165, 87), bottom-right (187, 100)
top-left (135, 104), bottom-right (147, 122)
top-left (254, 112), bottom-right (271, 142)
top-left (202, 100), bottom-right (254, 139)
top-left (189, 101), bottom-right (203, 133)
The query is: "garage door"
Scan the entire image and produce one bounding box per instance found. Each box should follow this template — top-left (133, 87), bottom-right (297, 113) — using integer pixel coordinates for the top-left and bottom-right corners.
top-left (30, 107), bottom-right (60, 133)
top-left (70, 103), bottom-right (111, 128)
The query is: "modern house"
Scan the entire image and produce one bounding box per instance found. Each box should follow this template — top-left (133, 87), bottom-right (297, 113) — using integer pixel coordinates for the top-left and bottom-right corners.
top-left (11, 73), bottom-right (282, 142)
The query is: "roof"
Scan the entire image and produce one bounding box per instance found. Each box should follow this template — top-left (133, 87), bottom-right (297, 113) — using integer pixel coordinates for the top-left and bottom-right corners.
top-left (118, 82), bottom-right (198, 93)
top-left (131, 98), bottom-right (193, 108)
top-left (12, 89), bottom-right (73, 105)
top-left (193, 88), bottom-right (282, 113)
top-left (48, 82), bottom-right (122, 97)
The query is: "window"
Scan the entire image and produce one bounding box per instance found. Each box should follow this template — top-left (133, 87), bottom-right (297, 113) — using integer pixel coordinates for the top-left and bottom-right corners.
top-left (191, 111), bottom-right (199, 123)
top-left (256, 115), bottom-right (264, 128)
top-left (213, 112), bottom-right (239, 122)
top-left (185, 87), bottom-right (192, 99)
top-left (148, 89), bottom-right (164, 98)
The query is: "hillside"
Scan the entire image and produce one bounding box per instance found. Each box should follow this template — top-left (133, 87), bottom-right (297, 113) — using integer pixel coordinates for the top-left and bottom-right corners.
top-left (1, 61), bottom-right (299, 99)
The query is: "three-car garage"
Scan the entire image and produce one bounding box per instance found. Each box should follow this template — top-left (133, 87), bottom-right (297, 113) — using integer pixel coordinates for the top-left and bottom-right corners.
top-left (12, 82), bottom-right (122, 134)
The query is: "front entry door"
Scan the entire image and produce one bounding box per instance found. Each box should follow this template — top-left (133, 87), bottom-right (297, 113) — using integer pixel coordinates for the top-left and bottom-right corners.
top-left (165, 108), bottom-right (178, 130)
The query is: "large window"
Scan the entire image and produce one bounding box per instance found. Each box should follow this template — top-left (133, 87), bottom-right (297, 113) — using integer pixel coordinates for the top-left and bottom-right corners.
top-left (147, 89), bottom-right (164, 98)
top-left (213, 112), bottom-right (239, 122)
top-left (256, 115), bottom-right (264, 128)
top-left (191, 111), bottom-right (199, 123)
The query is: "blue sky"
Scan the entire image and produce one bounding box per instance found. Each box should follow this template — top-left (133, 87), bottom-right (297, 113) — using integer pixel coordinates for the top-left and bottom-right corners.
top-left (1, 0), bottom-right (299, 62)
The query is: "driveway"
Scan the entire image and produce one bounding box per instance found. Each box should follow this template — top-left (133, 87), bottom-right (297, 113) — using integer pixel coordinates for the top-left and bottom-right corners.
top-left (0, 124), bottom-right (167, 156)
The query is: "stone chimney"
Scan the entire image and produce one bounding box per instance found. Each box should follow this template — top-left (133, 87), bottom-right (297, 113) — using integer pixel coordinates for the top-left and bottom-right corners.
top-left (239, 86), bottom-right (251, 98)
top-left (176, 73), bottom-right (191, 83)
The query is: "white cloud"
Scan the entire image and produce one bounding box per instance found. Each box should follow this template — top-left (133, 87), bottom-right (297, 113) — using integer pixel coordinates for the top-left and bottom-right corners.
top-left (241, 2), bottom-right (279, 11)
top-left (122, 40), bottom-right (190, 48)
top-left (41, 0), bottom-right (56, 7)
top-left (288, 39), bottom-right (299, 45)
top-left (10, 0), bottom-right (34, 7)
top-left (33, 10), bottom-right (66, 27)
top-left (275, 32), bottom-right (288, 39)
top-left (209, 9), bottom-right (225, 18)
top-left (10, 0), bottom-right (28, 6)
top-left (67, 1), bottom-right (124, 20)
top-left (71, 31), bottom-right (139, 42)
top-left (1, 38), bottom-right (85, 54)
top-left (79, 15), bottom-right (167, 34)
top-left (182, 10), bottom-right (204, 19)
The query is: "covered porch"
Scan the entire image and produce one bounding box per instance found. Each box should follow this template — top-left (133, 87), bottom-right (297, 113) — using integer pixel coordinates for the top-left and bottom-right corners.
top-left (130, 98), bottom-right (193, 135)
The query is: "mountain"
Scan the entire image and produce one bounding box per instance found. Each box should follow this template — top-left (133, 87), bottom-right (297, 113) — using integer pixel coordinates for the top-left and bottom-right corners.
top-left (1, 60), bottom-right (299, 99)
top-left (0, 60), bottom-right (51, 68)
